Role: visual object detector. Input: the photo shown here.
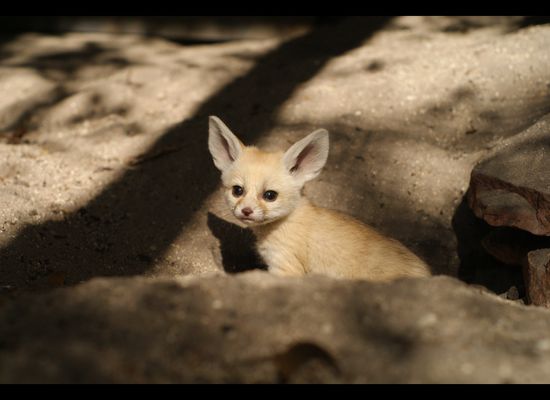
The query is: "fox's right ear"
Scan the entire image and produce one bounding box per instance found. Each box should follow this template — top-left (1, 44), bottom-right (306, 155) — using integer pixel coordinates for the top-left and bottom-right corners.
top-left (208, 116), bottom-right (244, 171)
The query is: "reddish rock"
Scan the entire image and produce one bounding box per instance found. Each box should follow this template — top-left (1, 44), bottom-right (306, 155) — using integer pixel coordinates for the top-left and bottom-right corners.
top-left (524, 249), bottom-right (550, 307)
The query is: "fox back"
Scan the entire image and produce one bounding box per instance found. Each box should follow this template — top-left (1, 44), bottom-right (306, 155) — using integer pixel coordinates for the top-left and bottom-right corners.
top-left (208, 116), bottom-right (431, 281)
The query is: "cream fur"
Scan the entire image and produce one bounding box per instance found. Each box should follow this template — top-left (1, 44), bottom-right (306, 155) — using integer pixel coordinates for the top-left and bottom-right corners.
top-left (252, 198), bottom-right (431, 280)
top-left (208, 116), bottom-right (431, 281)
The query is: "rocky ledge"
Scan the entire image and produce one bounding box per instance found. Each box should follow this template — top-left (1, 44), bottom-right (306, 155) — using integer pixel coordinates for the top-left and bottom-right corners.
top-left (2, 271), bottom-right (550, 383)
top-left (468, 115), bottom-right (550, 237)
top-left (467, 115), bottom-right (550, 306)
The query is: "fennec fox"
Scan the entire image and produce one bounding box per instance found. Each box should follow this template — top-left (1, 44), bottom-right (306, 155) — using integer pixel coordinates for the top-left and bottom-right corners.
top-left (208, 116), bottom-right (431, 281)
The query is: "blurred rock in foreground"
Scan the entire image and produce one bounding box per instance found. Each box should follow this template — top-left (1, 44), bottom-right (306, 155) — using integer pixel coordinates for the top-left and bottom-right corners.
top-left (2, 272), bottom-right (550, 383)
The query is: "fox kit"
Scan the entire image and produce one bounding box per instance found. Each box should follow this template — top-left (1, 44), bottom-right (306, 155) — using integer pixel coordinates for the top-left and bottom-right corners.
top-left (208, 116), bottom-right (431, 281)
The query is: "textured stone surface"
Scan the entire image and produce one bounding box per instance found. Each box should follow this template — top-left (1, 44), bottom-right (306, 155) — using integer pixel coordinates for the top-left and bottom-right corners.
top-left (2, 272), bottom-right (550, 383)
top-left (468, 116), bottom-right (550, 236)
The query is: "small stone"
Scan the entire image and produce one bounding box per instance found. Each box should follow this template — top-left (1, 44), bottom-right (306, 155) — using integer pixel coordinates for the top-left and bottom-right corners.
top-left (506, 286), bottom-right (519, 300)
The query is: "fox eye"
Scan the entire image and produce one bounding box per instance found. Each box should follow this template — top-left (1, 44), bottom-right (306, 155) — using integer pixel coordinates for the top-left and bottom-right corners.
top-left (263, 190), bottom-right (278, 202)
top-left (232, 185), bottom-right (244, 197)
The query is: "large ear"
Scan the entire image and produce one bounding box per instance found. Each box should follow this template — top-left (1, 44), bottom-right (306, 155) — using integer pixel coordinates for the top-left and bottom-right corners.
top-left (208, 116), bottom-right (244, 171)
top-left (283, 129), bottom-right (329, 183)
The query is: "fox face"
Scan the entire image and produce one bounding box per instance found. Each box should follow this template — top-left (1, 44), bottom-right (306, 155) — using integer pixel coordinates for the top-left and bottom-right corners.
top-left (208, 116), bottom-right (329, 226)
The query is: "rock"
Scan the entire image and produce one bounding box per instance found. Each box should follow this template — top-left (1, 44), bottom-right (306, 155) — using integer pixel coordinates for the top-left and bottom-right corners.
top-left (506, 286), bottom-right (520, 301)
top-left (468, 115), bottom-right (550, 236)
top-left (467, 118), bottom-right (550, 302)
top-left (524, 249), bottom-right (550, 307)
top-left (3, 272), bottom-right (550, 383)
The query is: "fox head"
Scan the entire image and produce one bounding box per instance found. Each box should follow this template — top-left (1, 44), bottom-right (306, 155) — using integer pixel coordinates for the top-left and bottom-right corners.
top-left (208, 116), bottom-right (329, 227)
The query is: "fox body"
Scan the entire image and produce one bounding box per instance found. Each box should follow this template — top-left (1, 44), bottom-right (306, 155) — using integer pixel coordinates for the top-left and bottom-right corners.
top-left (208, 116), bottom-right (431, 281)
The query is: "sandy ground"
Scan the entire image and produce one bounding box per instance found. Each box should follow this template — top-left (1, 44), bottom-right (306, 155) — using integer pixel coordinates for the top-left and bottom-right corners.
top-left (0, 16), bottom-right (549, 294)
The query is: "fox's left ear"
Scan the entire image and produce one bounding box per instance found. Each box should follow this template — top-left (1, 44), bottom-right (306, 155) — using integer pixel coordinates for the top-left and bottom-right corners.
top-left (283, 129), bottom-right (329, 183)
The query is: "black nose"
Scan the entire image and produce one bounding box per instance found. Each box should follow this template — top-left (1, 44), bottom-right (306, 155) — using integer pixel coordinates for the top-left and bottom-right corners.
top-left (241, 207), bottom-right (253, 217)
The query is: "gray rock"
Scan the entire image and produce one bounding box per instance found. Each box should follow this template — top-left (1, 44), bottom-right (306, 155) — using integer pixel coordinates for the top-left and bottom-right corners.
top-left (468, 115), bottom-right (550, 236)
top-left (2, 272), bottom-right (550, 383)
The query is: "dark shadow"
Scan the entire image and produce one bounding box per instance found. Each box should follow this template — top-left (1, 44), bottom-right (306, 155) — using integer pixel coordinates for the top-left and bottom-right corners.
top-left (12, 41), bottom-right (134, 81)
top-left (274, 341), bottom-right (340, 383)
top-left (0, 17), bottom-right (393, 291)
top-left (452, 196), bottom-right (525, 296)
top-left (67, 92), bottom-right (130, 126)
top-left (346, 285), bottom-right (418, 372)
top-left (481, 226), bottom-right (550, 266)
top-left (0, 33), bottom-right (19, 61)
top-left (206, 213), bottom-right (266, 273)
top-left (518, 16), bottom-right (550, 29)
top-left (0, 86), bottom-right (70, 140)
top-left (0, 278), bottom-right (221, 383)
top-left (0, 16), bottom-right (345, 44)
top-left (418, 16), bottom-right (531, 35)
top-left (0, 40), bottom-right (140, 142)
